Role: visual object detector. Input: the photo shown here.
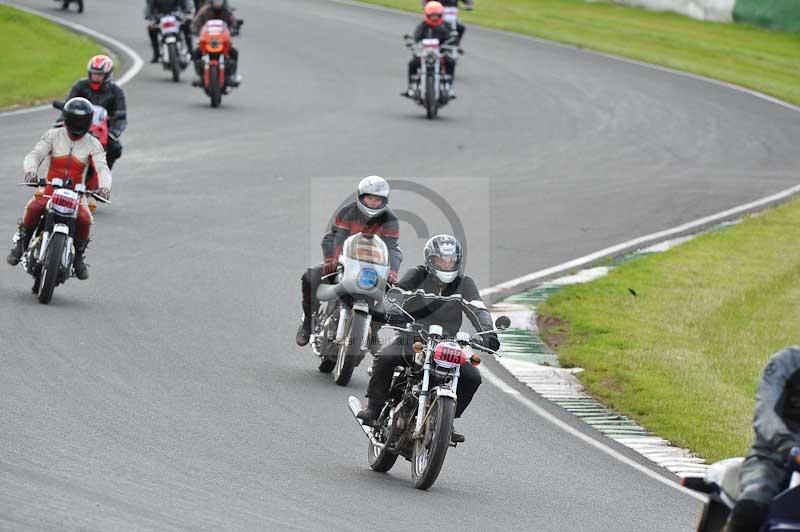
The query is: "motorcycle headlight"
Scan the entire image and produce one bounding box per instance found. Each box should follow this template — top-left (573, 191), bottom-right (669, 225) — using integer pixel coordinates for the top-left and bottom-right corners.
top-left (356, 268), bottom-right (379, 290)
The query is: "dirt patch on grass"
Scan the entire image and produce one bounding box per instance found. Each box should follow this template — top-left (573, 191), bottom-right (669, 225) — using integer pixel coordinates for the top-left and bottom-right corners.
top-left (537, 314), bottom-right (569, 351)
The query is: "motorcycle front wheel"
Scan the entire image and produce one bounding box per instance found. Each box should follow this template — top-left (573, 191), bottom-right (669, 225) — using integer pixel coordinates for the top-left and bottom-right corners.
top-left (411, 394), bottom-right (455, 490)
top-left (333, 310), bottom-right (366, 386)
top-left (425, 74), bottom-right (437, 120)
top-left (209, 64), bottom-right (222, 108)
top-left (168, 42), bottom-right (181, 82)
top-left (38, 232), bottom-right (66, 305)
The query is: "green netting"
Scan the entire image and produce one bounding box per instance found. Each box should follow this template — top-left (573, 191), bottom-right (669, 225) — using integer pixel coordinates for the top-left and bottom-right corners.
top-left (734, 0), bottom-right (800, 33)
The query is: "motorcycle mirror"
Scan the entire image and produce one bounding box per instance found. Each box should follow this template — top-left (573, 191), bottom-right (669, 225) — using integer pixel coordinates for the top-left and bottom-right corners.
top-left (495, 316), bottom-right (511, 330)
top-left (52, 100), bottom-right (65, 110)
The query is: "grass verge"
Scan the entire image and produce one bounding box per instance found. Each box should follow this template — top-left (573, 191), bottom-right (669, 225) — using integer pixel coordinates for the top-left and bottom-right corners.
top-left (0, 5), bottom-right (104, 109)
top-left (537, 199), bottom-right (800, 462)
top-left (358, 0), bottom-right (800, 106)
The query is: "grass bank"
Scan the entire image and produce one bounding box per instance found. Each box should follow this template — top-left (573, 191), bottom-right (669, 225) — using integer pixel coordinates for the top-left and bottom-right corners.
top-left (359, 0), bottom-right (800, 106)
top-left (537, 199), bottom-right (800, 462)
top-left (0, 5), bottom-right (104, 109)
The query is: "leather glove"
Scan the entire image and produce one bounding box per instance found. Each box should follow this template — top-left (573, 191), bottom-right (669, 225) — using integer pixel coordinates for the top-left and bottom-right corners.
top-left (387, 271), bottom-right (398, 285)
top-left (777, 436), bottom-right (800, 460)
top-left (25, 172), bottom-right (38, 184)
top-left (474, 333), bottom-right (500, 352)
top-left (323, 257), bottom-right (338, 276)
top-left (95, 187), bottom-right (111, 200)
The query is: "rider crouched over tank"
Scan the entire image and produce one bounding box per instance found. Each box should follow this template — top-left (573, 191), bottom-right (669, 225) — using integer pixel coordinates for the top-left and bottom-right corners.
top-left (357, 234), bottom-right (500, 443)
top-left (725, 347), bottom-right (800, 532)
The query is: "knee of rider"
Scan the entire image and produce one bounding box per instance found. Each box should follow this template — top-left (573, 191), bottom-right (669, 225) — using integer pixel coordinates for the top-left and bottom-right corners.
top-left (729, 499), bottom-right (768, 531)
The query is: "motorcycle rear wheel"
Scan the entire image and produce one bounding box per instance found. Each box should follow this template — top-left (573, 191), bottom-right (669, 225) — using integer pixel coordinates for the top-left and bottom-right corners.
top-left (411, 395), bottom-right (455, 490)
top-left (38, 232), bottom-right (66, 305)
top-left (333, 310), bottom-right (366, 386)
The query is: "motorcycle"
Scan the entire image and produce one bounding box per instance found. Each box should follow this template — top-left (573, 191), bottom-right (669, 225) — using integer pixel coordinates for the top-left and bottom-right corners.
top-left (53, 100), bottom-right (109, 212)
top-left (307, 232), bottom-right (390, 386)
top-left (348, 290), bottom-right (510, 489)
top-left (195, 19), bottom-right (239, 108)
top-left (55, 0), bottom-right (83, 12)
top-left (403, 35), bottom-right (456, 119)
top-left (14, 178), bottom-right (109, 304)
top-left (153, 12), bottom-right (191, 82)
top-left (681, 448), bottom-right (800, 531)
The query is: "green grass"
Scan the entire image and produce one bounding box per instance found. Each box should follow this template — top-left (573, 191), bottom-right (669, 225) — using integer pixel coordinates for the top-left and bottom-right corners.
top-left (0, 5), bottom-right (105, 108)
top-left (537, 199), bottom-right (800, 462)
top-left (361, 0), bottom-right (800, 106)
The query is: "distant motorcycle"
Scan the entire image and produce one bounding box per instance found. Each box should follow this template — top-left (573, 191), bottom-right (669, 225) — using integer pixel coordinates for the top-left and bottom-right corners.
top-left (403, 35), bottom-right (456, 119)
top-left (348, 290), bottom-right (510, 489)
top-left (681, 448), bottom-right (800, 531)
top-left (195, 19), bottom-right (239, 108)
top-left (15, 178), bottom-right (109, 304)
top-left (307, 233), bottom-right (391, 386)
top-left (152, 12), bottom-right (191, 82)
top-left (53, 100), bottom-right (109, 211)
top-left (55, 0), bottom-right (83, 13)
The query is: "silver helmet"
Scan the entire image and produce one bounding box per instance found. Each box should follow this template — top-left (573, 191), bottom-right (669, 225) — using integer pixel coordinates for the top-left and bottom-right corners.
top-left (356, 176), bottom-right (390, 219)
top-left (424, 234), bottom-right (462, 284)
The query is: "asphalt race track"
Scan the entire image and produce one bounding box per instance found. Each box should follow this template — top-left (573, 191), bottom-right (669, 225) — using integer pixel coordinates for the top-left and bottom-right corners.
top-left (1, 1), bottom-right (799, 530)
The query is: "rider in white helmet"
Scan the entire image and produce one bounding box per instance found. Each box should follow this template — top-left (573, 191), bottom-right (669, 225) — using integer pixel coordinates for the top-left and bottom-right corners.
top-left (296, 176), bottom-right (403, 348)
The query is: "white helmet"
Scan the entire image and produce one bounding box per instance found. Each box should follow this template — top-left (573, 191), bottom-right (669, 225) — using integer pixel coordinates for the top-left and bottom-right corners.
top-left (356, 176), bottom-right (390, 219)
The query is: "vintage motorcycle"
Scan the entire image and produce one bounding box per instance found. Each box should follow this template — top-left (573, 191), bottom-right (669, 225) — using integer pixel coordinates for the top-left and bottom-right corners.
top-left (307, 233), bottom-right (390, 386)
top-left (681, 448), bottom-right (800, 531)
top-left (153, 12), bottom-right (191, 82)
top-left (403, 35), bottom-right (456, 119)
top-left (195, 19), bottom-right (239, 108)
top-left (348, 290), bottom-right (510, 489)
top-left (15, 178), bottom-right (109, 304)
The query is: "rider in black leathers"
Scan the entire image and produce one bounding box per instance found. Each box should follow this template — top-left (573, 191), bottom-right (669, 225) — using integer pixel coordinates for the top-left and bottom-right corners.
top-left (60, 55), bottom-right (127, 169)
top-left (406, 2), bottom-right (457, 98)
top-left (725, 347), bottom-right (800, 532)
top-left (145, 0), bottom-right (193, 63)
top-left (423, 0), bottom-right (471, 46)
top-left (190, 0), bottom-right (241, 84)
top-left (357, 235), bottom-right (500, 443)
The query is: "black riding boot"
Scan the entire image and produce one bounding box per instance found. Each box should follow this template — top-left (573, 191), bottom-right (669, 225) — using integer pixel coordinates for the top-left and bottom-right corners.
top-left (295, 300), bottom-right (313, 346)
top-left (7, 224), bottom-right (31, 266)
top-left (356, 399), bottom-right (383, 424)
top-left (73, 240), bottom-right (90, 280)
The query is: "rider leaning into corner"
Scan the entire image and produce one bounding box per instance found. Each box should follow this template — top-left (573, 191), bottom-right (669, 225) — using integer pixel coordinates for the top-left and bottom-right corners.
top-left (725, 347), bottom-right (800, 532)
top-left (296, 176), bottom-right (403, 348)
top-left (190, 0), bottom-right (242, 86)
top-left (145, 0), bottom-right (194, 63)
top-left (406, 1), bottom-right (458, 99)
top-left (7, 98), bottom-right (112, 281)
top-left (59, 55), bottom-right (127, 170)
top-left (422, 0), bottom-right (472, 47)
top-left (357, 234), bottom-right (500, 444)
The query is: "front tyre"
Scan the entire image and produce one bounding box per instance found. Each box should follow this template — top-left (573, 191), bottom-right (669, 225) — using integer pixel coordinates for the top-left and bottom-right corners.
top-left (333, 310), bottom-right (366, 386)
top-left (38, 232), bottom-right (66, 305)
top-left (411, 395), bottom-right (455, 490)
top-left (168, 42), bottom-right (181, 82)
top-left (209, 64), bottom-right (222, 108)
top-left (424, 74), bottom-right (436, 119)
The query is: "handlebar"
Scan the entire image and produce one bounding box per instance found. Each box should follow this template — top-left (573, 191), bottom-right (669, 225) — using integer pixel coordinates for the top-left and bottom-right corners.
top-left (19, 179), bottom-right (112, 204)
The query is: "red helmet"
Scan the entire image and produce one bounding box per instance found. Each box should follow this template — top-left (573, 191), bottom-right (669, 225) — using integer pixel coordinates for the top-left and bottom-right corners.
top-left (424, 1), bottom-right (445, 27)
top-left (87, 55), bottom-right (114, 91)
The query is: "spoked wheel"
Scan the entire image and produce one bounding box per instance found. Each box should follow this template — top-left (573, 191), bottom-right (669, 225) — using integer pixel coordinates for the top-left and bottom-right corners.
top-left (411, 395), bottom-right (455, 490)
top-left (369, 412), bottom-right (399, 472)
top-left (38, 232), bottom-right (66, 305)
top-left (333, 310), bottom-right (366, 386)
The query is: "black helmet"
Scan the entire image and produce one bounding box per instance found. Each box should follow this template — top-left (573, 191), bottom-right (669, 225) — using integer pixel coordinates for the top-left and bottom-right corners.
top-left (63, 97), bottom-right (93, 138)
top-left (424, 234), bottom-right (462, 284)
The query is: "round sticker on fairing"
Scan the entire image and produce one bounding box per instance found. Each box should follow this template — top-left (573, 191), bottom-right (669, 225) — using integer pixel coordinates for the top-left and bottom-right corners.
top-left (357, 267), bottom-right (379, 289)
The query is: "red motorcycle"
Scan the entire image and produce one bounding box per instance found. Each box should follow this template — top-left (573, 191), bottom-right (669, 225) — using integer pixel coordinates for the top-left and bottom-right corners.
top-left (197, 20), bottom-right (237, 108)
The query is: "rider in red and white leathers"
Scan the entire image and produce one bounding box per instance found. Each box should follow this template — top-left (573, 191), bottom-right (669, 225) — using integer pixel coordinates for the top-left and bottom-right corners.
top-left (7, 97), bottom-right (111, 280)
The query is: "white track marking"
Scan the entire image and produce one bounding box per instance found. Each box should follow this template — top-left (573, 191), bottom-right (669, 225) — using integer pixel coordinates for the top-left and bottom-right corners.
top-left (0, 2), bottom-right (144, 118)
top-left (480, 364), bottom-right (708, 502)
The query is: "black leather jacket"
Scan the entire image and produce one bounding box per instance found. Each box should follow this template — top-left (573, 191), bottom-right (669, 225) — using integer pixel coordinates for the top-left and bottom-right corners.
top-left (146, 0), bottom-right (190, 17)
top-left (412, 21), bottom-right (456, 44)
top-left (62, 79), bottom-right (127, 137)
